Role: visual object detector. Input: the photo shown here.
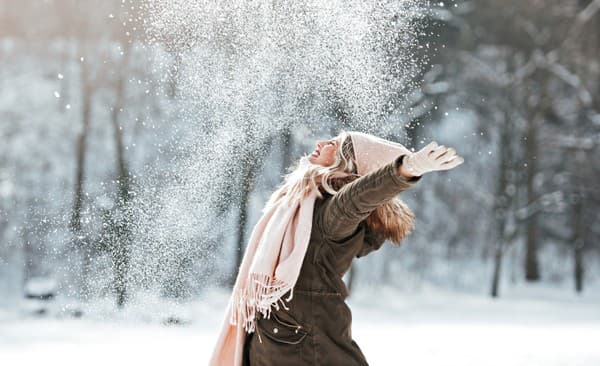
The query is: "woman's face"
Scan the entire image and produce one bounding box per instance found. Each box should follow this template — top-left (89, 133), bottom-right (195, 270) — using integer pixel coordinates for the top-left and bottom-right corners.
top-left (308, 137), bottom-right (339, 167)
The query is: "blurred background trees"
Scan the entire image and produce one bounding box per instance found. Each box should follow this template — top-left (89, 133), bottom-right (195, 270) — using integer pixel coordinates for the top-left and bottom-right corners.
top-left (0, 0), bottom-right (598, 311)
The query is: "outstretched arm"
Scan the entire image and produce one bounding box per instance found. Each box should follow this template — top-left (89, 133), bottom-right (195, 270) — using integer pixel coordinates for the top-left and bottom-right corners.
top-left (320, 154), bottom-right (421, 242)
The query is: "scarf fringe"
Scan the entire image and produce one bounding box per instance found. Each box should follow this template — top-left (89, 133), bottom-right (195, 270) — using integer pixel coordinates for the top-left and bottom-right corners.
top-left (229, 272), bottom-right (294, 333)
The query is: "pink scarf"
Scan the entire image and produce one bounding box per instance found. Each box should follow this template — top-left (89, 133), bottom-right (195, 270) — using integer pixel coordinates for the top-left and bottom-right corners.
top-left (209, 131), bottom-right (413, 365)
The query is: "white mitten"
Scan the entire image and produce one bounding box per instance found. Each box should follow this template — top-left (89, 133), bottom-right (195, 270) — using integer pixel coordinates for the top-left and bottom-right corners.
top-left (403, 141), bottom-right (464, 176)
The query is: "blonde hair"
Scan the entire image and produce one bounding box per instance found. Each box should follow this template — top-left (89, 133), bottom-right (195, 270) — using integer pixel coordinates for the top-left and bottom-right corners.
top-left (265, 130), bottom-right (415, 245)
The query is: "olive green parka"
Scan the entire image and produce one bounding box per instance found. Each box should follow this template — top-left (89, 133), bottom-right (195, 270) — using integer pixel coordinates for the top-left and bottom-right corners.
top-left (243, 153), bottom-right (422, 365)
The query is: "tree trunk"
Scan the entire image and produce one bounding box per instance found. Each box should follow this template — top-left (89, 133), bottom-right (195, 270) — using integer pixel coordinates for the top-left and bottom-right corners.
top-left (524, 115), bottom-right (540, 281)
top-left (70, 55), bottom-right (91, 234)
top-left (70, 49), bottom-right (92, 301)
top-left (22, 216), bottom-right (34, 292)
top-left (110, 44), bottom-right (133, 308)
top-left (572, 150), bottom-right (586, 293)
top-left (490, 109), bottom-right (512, 297)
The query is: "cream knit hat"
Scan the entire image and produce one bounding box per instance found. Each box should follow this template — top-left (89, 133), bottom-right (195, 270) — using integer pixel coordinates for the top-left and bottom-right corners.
top-left (348, 131), bottom-right (413, 175)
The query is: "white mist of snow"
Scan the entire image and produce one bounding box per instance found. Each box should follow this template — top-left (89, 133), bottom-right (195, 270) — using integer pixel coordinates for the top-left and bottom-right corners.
top-left (123, 0), bottom-right (428, 293)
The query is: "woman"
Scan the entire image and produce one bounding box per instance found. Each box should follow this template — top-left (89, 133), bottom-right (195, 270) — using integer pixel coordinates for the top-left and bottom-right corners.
top-left (210, 130), bottom-right (464, 365)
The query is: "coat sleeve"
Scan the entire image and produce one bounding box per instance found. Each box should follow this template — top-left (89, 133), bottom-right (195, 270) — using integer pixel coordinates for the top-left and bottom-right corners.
top-left (320, 154), bottom-right (422, 242)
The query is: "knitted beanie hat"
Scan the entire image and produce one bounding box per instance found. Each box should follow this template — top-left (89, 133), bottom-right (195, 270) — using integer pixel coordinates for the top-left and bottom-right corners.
top-left (348, 131), bottom-right (413, 175)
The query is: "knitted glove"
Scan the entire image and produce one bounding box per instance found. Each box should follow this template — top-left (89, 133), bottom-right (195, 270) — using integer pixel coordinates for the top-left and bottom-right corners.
top-left (403, 141), bottom-right (464, 177)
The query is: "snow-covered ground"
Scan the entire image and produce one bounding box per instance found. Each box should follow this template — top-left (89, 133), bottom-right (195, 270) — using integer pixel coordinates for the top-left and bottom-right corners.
top-left (1, 284), bottom-right (599, 366)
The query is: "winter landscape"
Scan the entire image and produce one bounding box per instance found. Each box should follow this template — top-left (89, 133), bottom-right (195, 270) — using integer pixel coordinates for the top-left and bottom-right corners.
top-left (1, 0), bottom-right (599, 365)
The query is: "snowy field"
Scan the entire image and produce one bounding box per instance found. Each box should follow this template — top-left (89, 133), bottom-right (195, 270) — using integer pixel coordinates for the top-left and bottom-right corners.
top-left (1, 284), bottom-right (599, 366)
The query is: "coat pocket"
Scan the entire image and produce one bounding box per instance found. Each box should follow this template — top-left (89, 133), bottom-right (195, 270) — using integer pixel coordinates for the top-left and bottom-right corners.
top-left (258, 312), bottom-right (308, 345)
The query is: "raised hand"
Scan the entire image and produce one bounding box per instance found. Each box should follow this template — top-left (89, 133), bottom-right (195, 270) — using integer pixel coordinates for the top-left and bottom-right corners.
top-left (402, 141), bottom-right (464, 177)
